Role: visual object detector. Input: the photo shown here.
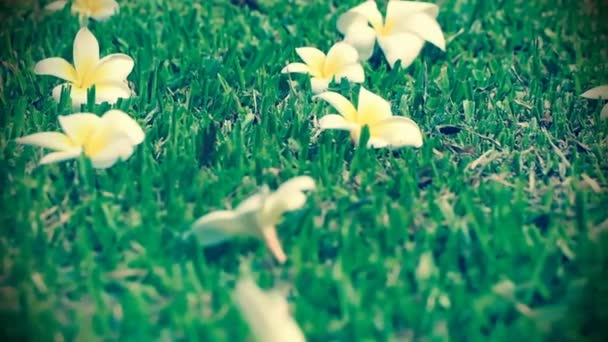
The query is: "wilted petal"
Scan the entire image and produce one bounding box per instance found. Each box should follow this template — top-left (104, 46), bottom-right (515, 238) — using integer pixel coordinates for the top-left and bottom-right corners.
top-left (34, 58), bottom-right (77, 83)
top-left (338, 1), bottom-right (383, 31)
top-left (334, 64), bottom-right (365, 84)
top-left (73, 27), bottom-right (100, 76)
top-left (310, 77), bottom-right (331, 94)
top-left (94, 81), bottom-right (133, 104)
top-left (295, 47), bottom-right (326, 74)
top-left (342, 25), bottom-right (377, 61)
top-left (281, 63), bottom-right (310, 74)
top-left (39, 148), bottom-right (82, 165)
top-left (581, 85), bottom-right (608, 99)
top-left (58, 113), bottom-right (101, 146)
top-left (371, 116), bottom-right (423, 148)
top-left (396, 13), bottom-right (445, 50)
top-left (101, 110), bottom-right (145, 145)
top-left (314, 91), bottom-right (357, 122)
top-left (318, 114), bottom-right (358, 131)
top-left (94, 54), bottom-right (134, 83)
top-left (386, 0), bottom-right (439, 21)
top-left (377, 32), bottom-right (425, 68)
top-left (323, 42), bottom-right (359, 77)
top-left (16, 132), bottom-right (73, 151)
top-left (44, 0), bottom-right (67, 11)
top-left (357, 86), bottom-right (393, 124)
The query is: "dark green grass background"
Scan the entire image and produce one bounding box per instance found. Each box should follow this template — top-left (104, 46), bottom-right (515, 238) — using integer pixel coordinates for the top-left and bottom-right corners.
top-left (1, 0), bottom-right (608, 340)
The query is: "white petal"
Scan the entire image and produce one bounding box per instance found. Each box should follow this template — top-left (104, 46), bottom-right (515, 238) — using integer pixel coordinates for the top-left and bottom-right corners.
top-left (357, 86), bottom-right (393, 124)
top-left (58, 113), bottom-right (101, 146)
top-left (342, 25), bottom-right (377, 62)
top-left (310, 77), bottom-right (331, 94)
top-left (236, 192), bottom-right (266, 214)
top-left (318, 114), bottom-right (359, 131)
top-left (88, 135), bottom-right (134, 168)
top-left (338, 1), bottom-right (383, 32)
top-left (323, 41), bottom-right (359, 77)
top-left (314, 91), bottom-right (357, 122)
top-left (190, 210), bottom-right (256, 243)
top-left (281, 63), bottom-right (310, 74)
top-left (51, 83), bottom-right (87, 106)
top-left (101, 110), bottom-right (145, 145)
top-left (90, 0), bottom-right (120, 21)
top-left (93, 54), bottom-right (134, 83)
top-left (377, 32), bottom-right (425, 68)
top-left (259, 176), bottom-right (315, 227)
top-left (34, 58), bottom-right (77, 82)
top-left (73, 27), bottom-right (100, 77)
top-left (16, 132), bottom-right (73, 150)
top-left (371, 116), bottom-right (423, 148)
top-left (581, 85), bottom-right (608, 99)
top-left (334, 64), bottom-right (365, 84)
top-left (39, 148), bottom-right (82, 165)
top-left (277, 176), bottom-right (316, 194)
top-left (94, 81), bottom-right (133, 104)
top-left (295, 47), bottom-right (325, 73)
top-left (386, 1), bottom-right (439, 21)
top-left (397, 13), bottom-right (445, 51)
top-left (366, 136), bottom-right (390, 148)
top-left (602, 103), bottom-right (608, 120)
top-left (44, 0), bottom-right (67, 11)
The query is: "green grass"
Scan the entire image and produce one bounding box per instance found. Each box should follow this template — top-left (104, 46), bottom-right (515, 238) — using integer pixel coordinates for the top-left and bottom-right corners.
top-left (2, 0), bottom-right (608, 340)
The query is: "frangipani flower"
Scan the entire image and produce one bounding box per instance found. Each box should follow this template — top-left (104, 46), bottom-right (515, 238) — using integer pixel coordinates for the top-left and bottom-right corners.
top-left (337, 0), bottom-right (446, 68)
top-left (281, 42), bottom-right (365, 93)
top-left (315, 86), bottom-right (423, 148)
top-left (34, 27), bottom-right (134, 108)
top-left (581, 85), bottom-right (608, 119)
top-left (45, 0), bottom-right (119, 21)
top-left (188, 176), bottom-right (316, 263)
top-left (16, 110), bottom-right (144, 169)
top-left (234, 278), bottom-right (306, 342)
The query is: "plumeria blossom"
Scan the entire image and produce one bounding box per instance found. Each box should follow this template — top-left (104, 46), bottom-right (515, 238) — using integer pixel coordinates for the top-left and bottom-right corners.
top-left (16, 110), bottom-right (144, 169)
top-left (45, 0), bottom-right (119, 21)
top-left (34, 27), bottom-right (134, 108)
top-left (188, 176), bottom-right (316, 263)
top-left (581, 85), bottom-right (608, 119)
top-left (315, 86), bottom-right (423, 148)
top-left (281, 42), bottom-right (365, 93)
top-left (337, 0), bottom-right (446, 69)
top-left (233, 278), bottom-right (306, 342)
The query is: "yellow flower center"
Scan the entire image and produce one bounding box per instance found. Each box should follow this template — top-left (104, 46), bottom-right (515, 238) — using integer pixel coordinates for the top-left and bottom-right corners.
top-left (376, 19), bottom-right (395, 37)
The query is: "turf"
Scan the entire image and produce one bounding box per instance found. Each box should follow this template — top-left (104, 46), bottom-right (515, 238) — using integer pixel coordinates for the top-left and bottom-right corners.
top-left (1, 0), bottom-right (608, 340)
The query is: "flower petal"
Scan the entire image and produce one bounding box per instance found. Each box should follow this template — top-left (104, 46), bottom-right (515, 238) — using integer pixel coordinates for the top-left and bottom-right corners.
top-left (371, 116), bottom-right (423, 148)
top-left (397, 13), bottom-right (445, 51)
top-left (377, 32), bottom-right (425, 68)
top-left (58, 113), bottom-right (101, 146)
top-left (16, 132), bottom-right (73, 151)
top-left (101, 110), bottom-right (145, 145)
top-left (581, 85), bottom-right (608, 99)
top-left (366, 136), bottom-right (390, 148)
top-left (357, 86), bottom-right (393, 124)
top-left (261, 226), bottom-right (287, 263)
top-left (93, 53), bottom-right (134, 83)
top-left (295, 47), bottom-right (325, 74)
top-left (281, 63), bottom-right (310, 74)
top-left (314, 91), bottom-right (357, 122)
top-left (189, 210), bottom-right (255, 245)
top-left (310, 77), bottom-right (331, 94)
top-left (323, 41), bottom-right (359, 77)
top-left (51, 83), bottom-right (87, 107)
top-left (88, 135), bottom-right (134, 168)
top-left (89, 0), bottom-right (120, 21)
top-left (334, 64), bottom-right (365, 84)
top-left (44, 0), bottom-right (67, 11)
top-left (318, 114), bottom-right (359, 131)
top-left (338, 0), bottom-right (384, 32)
top-left (386, 0), bottom-right (439, 21)
top-left (602, 103), bottom-right (608, 120)
top-left (94, 81), bottom-right (133, 104)
top-left (277, 175), bottom-right (316, 195)
top-left (34, 58), bottom-right (77, 83)
top-left (73, 27), bottom-right (100, 77)
top-left (39, 148), bottom-right (82, 165)
top-left (342, 25), bottom-right (377, 61)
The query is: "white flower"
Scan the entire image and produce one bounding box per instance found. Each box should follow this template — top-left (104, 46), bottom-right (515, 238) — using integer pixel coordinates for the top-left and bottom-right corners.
top-left (188, 176), bottom-right (316, 263)
top-left (45, 0), bottom-right (119, 21)
top-left (337, 0), bottom-right (446, 68)
top-left (281, 42), bottom-right (365, 93)
top-left (16, 110), bottom-right (144, 169)
top-left (315, 86), bottom-right (423, 148)
top-left (581, 84), bottom-right (608, 119)
top-left (233, 278), bottom-right (306, 342)
top-left (34, 27), bottom-right (134, 108)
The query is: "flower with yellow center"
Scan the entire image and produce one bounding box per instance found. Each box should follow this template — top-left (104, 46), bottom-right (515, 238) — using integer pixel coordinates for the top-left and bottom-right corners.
top-left (45, 0), bottom-right (119, 21)
top-left (281, 42), bottom-right (365, 94)
top-left (34, 27), bottom-right (134, 108)
top-left (188, 176), bottom-right (316, 263)
top-left (233, 277), bottom-right (306, 342)
top-left (16, 110), bottom-right (144, 169)
top-left (581, 84), bottom-right (608, 119)
top-left (338, 0), bottom-right (446, 68)
top-left (315, 86), bottom-right (423, 148)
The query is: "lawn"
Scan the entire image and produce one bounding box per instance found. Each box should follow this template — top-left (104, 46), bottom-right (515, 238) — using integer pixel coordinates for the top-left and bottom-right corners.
top-left (1, 0), bottom-right (608, 340)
